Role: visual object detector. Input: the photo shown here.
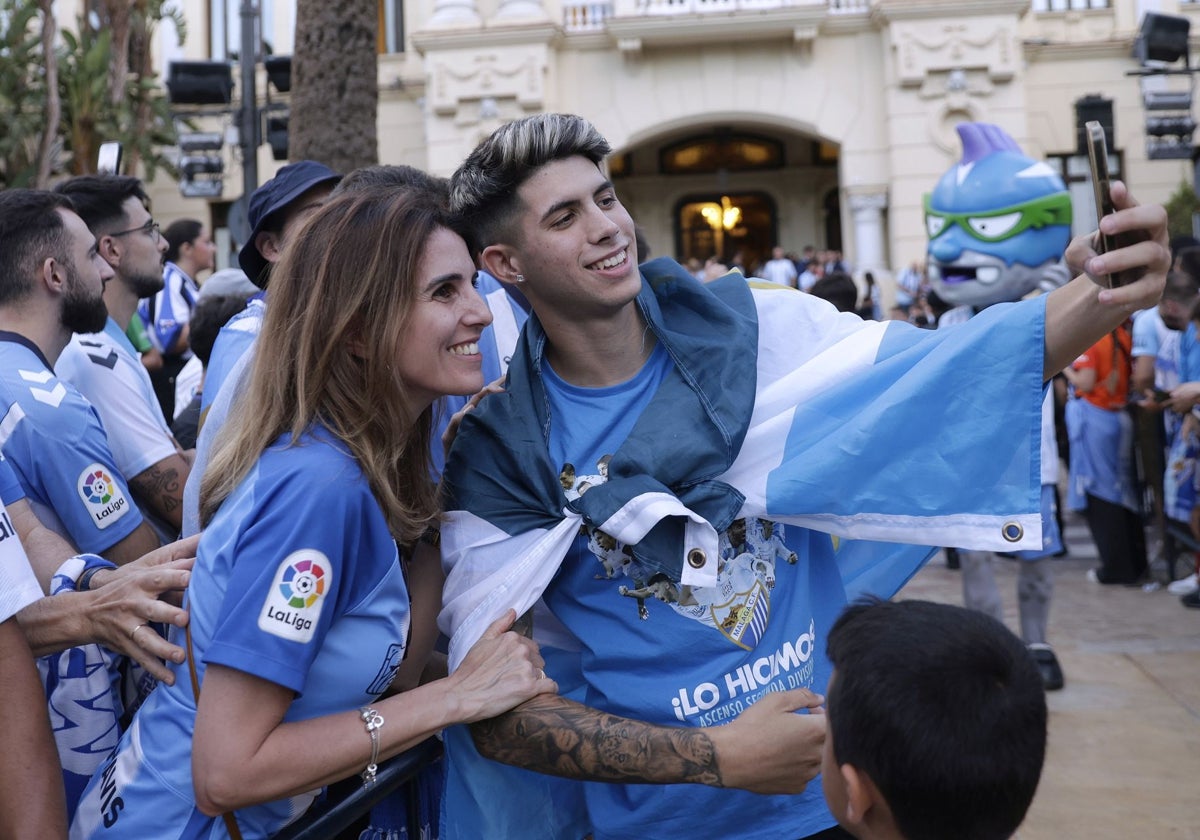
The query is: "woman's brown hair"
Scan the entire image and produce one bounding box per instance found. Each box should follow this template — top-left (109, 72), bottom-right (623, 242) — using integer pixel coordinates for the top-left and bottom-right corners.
top-left (199, 187), bottom-right (452, 541)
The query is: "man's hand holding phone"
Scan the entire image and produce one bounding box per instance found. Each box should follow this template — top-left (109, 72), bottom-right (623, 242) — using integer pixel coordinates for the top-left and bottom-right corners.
top-left (1084, 121), bottom-right (1153, 289)
top-left (1064, 180), bottom-right (1169, 316)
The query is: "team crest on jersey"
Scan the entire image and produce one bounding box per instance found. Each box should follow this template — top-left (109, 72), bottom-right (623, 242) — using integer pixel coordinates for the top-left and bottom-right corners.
top-left (709, 579), bottom-right (769, 650)
top-left (76, 463), bottom-right (130, 529)
top-left (258, 549), bottom-right (332, 643)
top-left (568, 462), bottom-right (795, 648)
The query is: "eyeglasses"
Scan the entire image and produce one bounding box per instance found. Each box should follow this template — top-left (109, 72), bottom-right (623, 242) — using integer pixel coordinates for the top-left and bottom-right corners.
top-left (108, 219), bottom-right (161, 241)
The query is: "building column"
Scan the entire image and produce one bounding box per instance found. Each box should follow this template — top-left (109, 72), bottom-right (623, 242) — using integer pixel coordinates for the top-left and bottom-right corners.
top-left (492, 0), bottom-right (550, 21)
top-left (847, 191), bottom-right (888, 274)
top-left (427, 0), bottom-right (482, 27)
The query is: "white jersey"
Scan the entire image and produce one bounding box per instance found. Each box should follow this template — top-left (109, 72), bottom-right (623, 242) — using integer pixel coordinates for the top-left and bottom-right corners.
top-left (58, 318), bottom-right (177, 482)
top-left (760, 257), bottom-right (797, 288)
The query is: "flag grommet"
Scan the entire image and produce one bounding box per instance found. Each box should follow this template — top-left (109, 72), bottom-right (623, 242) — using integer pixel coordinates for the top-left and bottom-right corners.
top-left (1001, 522), bottom-right (1024, 542)
top-left (687, 548), bottom-right (707, 568)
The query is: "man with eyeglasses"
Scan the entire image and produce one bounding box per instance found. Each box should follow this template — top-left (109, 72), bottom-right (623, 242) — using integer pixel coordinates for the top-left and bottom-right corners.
top-left (55, 175), bottom-right (193, 541)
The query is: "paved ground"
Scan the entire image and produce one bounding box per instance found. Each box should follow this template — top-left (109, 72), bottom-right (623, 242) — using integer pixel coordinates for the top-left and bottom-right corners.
top-left (897, 509), bottom-right (1200, 840)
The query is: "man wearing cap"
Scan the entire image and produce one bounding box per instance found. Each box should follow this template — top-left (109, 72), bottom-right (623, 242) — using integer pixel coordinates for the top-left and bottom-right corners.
top-left (200, 160), bottom-right (339, 409)
top-left (180, 161), bottom-right (340, 537)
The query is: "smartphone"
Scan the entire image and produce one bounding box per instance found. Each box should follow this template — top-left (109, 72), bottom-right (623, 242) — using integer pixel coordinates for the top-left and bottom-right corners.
top-left (96, 141), bottom-right (122, 175)
top-left (1084, 121), bottom-right (1142, 288)
top-left (1153, 388), bottom-right (1172, 404)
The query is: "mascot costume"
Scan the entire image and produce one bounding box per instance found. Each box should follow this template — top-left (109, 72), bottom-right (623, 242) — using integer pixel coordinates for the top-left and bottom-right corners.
top-left (925, 122), bottom-right (1071, 690)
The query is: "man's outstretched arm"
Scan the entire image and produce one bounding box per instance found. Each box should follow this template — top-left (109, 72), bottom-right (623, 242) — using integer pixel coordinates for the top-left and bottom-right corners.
top-left (471, 688), bottom-right (825, 795)
top-left (1043, 182), bottom-right (1169, 380)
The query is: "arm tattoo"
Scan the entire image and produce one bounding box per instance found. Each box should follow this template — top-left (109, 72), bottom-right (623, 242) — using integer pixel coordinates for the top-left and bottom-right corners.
top-left (470, 694), bottom-right (723, 787)
top-left (131, 461), bottom-right (182, 517)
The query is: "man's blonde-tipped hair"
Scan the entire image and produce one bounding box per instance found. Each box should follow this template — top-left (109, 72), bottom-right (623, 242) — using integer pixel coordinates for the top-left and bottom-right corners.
top-left (449, 113), bottom-right (611, 255)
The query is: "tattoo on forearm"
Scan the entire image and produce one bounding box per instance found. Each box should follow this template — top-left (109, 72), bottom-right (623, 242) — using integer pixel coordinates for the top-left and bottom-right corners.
top-left (132, 463), bottom-right (182, 516)
top-left (471, 696), bottom-right (723, 786)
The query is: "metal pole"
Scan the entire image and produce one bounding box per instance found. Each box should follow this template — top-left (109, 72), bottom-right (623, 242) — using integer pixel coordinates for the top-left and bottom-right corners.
top-left (239, 0), bottom-right (259, 197)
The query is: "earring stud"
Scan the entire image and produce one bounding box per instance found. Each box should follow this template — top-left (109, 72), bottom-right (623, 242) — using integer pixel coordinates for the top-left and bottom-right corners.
top-left (515, 274), bottom-right (525, 283)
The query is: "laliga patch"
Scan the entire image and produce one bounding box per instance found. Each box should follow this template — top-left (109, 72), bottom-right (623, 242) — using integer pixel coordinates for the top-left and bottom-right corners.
top-left (257, 549), bottom-right (332, 643)
top-left (76, 463), bottom-right (131, 530)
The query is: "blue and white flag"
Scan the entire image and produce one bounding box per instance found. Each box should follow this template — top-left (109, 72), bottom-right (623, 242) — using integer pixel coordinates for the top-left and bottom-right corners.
top-left (440, 259), bottom-right (1044, 669)
top-left (437, 258), bottom-right (1046, 838)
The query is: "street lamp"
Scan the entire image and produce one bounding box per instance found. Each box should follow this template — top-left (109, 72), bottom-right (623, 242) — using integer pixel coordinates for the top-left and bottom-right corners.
top-left (165, 61), bottom-right (234, 105)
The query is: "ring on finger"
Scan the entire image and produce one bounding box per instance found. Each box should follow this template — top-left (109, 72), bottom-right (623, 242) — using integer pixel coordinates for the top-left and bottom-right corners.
top-left (129, 622), bottom-right (148, 640)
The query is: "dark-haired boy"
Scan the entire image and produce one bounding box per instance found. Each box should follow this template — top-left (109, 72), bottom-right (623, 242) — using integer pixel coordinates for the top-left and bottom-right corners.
top-left (823, 598), bottom-right (1047, 840)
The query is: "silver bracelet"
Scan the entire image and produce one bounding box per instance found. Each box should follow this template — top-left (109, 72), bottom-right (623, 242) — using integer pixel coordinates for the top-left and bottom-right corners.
top-left (359, 706), bottom-right (384, 788)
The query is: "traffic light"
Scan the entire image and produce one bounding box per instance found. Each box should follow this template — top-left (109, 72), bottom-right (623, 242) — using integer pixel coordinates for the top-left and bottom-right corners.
top-left (267, 115), bottom-right (289, 161)
top-left (262, 55), bottom-right (292, 162)
top-left (178, 132), bottom-right (225, 198)
top-left (265, 55), bottom-right (292, 94)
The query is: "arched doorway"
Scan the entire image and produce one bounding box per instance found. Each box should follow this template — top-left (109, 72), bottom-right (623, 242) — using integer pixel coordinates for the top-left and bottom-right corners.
top-left (675, 192), bottom-right (776, 271)
top-left (609, 123), bottom-right (841, 274)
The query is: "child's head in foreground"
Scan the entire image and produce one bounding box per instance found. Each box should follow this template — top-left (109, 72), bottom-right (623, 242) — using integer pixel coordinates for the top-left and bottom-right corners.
top-left (823, 598), bottom-right (1047, 840)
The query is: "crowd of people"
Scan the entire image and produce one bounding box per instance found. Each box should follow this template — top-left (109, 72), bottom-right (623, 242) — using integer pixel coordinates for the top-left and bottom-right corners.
top-left (0, 112), bottom-right (1175, 840)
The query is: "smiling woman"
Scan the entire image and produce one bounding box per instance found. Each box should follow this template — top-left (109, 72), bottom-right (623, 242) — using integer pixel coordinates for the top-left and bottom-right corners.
top-left (69, 185), bottom-right (556, 840)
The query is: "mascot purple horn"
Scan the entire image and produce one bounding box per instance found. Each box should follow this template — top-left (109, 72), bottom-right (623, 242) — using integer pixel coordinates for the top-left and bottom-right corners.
top-left (925, 122), bottom-right (1073, 315)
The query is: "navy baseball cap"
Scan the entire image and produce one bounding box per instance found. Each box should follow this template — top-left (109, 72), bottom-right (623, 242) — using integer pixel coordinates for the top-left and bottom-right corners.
top-left (238, 160), bottom-right (341, 287)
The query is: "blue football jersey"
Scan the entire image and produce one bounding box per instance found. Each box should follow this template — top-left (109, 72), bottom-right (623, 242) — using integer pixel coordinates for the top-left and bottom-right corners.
top-left (0, 333), bottom-right (143, 554)
top-left (71, 426), bottom-right (410, 839)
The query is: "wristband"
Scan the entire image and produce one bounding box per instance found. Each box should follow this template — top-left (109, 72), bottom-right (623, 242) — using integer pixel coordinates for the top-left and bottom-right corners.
top-left (359, 706), bottom-right (384, 788)
top-left (73, 554), bottom-right (117, 592)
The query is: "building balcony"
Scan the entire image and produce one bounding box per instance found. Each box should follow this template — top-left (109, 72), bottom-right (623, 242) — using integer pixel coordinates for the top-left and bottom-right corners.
top-left (562, 0), bottom-right (869, 45)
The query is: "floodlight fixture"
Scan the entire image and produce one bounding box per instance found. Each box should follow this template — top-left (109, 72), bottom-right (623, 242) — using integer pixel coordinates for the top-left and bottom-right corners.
top-left (1146, 138), bottom-right (1196, 160)
top-left (178, 132), bottom-right (224, 153)
top-left (1146, 115), bottom-right (1197, 138)
top-left (1135, 13), bottom-right (1191, 66)
top-left (1143, 90), bottom-right (1194, 111)
top-left (166, 61), bottom-right (234, 105)
top-left (176, 131), bottom-right (225, 199)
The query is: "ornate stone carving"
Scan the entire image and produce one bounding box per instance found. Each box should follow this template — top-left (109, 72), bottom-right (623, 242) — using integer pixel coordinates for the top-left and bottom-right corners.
top-left (891, 21), bottom-right (1019, 88)
top-left (428, 48), bottom-right (547, 118)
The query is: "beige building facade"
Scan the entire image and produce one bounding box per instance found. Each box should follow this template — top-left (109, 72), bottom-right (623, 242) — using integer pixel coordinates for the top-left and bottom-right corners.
top-left (111, 0), bottom-right (1200, 281)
